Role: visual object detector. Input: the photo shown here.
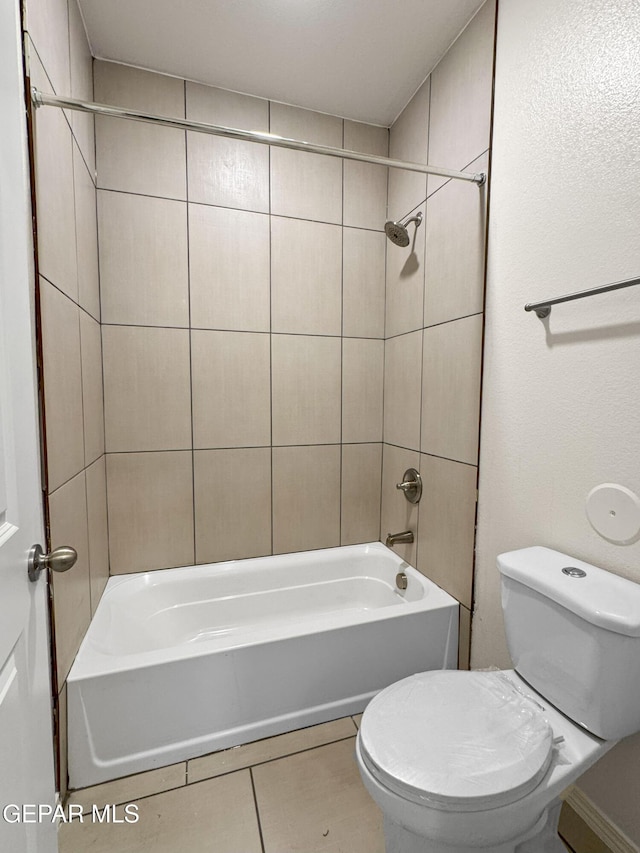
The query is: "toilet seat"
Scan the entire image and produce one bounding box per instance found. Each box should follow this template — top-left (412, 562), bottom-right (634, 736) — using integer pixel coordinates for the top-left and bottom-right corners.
top-left (358, 670), bottom-right (555, 812)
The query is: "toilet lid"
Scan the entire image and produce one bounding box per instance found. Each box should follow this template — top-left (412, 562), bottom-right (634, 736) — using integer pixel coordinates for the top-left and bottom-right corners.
top-left (359, 671), bottom-right (554, 812)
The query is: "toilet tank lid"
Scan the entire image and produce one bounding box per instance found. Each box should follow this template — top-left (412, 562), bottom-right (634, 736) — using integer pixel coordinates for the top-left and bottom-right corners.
top-left (497, 547), bottom-right (640, 637)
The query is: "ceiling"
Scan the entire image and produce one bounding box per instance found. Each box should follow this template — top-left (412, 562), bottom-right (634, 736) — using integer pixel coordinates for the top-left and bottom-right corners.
top-left (78, 0), bottom-right (486, 126)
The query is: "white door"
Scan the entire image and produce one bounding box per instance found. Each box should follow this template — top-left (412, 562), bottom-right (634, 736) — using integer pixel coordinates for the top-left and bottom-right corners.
top-left (0, 0), bottom-right (58, 851)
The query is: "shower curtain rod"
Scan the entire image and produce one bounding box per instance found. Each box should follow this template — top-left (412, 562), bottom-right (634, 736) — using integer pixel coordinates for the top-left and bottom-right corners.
top-left (31, 88), bottom-right (486, 186)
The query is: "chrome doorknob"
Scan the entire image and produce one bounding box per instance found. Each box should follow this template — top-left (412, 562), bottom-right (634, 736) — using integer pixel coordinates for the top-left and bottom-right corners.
top-left (28, 544), bottom-right (77, 582)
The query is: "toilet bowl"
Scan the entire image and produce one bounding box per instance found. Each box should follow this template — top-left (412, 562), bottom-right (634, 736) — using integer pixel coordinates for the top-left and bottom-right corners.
top-left (357, 547), bottom-right (640, 852)
top-left (356, 669), bottom-right (612, 852)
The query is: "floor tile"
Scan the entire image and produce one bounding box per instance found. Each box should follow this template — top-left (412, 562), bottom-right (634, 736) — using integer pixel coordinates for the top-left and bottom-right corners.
top-left (253, 738), bottom-right (384, 853)
top-left (352, 714), bottom-right (363, 729)
top-left (68, 763), bottom-right (186, 814)
top-left (59, 770), bottom-right (261, 853)
top-left (188, 717), bottom-right (357, 784)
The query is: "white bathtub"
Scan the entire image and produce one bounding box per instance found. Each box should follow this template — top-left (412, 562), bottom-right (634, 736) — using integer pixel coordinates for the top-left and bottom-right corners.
top-left (67, 542), bottom-right (458, 788)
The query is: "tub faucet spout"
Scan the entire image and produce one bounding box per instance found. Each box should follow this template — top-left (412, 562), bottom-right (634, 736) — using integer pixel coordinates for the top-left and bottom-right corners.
top-left (386, 531), bottom-right (414, 547)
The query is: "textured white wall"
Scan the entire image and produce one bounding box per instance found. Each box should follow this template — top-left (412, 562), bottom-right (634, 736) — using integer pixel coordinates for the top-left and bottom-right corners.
top-left (474, 0), bottom-right (640, 840)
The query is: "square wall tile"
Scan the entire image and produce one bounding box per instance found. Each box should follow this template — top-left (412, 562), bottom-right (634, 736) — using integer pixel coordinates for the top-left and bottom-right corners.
top-left (94, 61), bottom-right (185, 116)
top-left (32, 54), bottom-right (78, 302)
top-left (94, 62), bottom-right (186, 199)
top-left (272, 445), bottom-right (340, 554)
top-left (390, 78), bottom-right (430, 162)
top-left (342, 228), bottom-right (385, 339)
top-left (85, 456), bottom-right (109, 614)
top-left (387, 168), bottom-right (427, 232)
top-left (96, 119), bottom-right (187, 199)
top-left (103, 326), bottom-right (191, 452)
top-left (79, 310), bottom-right (104, 466)
top-left (68, 0), bottom-right (95, 176)
top-left (60, 771), bottom-right (262, 853)
top-left (344, 121), bottom-right (388, 231)
top-left (194, 448), bottom-right (271, 564)
top-left (344, 121), bottom-right (388, 157)
top-left (271, 148), bottom-right (342, 224)
top-left (187, 134), bottom-right (270, 212)
top-left (388, 78), bottom-right (430, 220)
top-left (186, 82), bottom-right (269, 130)
top-left (272, 335), bottom-right (341, 446)
top-left (417, 454), bottom-right (477, 608)
top-left (73, 146), bottom-right (100, 321)
top-left (98, 191), bottom-right (189, 327)
top-left (424, 152), bottom-right (489, 327)
top-left (40, 279), bottom-right (84, 492)
top-left (253, 738), bottom-right (384, 853)
top-left (381, 444), bottom-right (419, 565)
top-left (344, 161), bottom-right (388, 231)
top-left (383, 332), bottom-right (422, 452)
top-left (25, 0), bottom-right (70, 97)
top-left (385, 202), bottom-right (426, 338)
top-left (189, 204), bottom-right (270, 332)
top-left (421, 314), bottom-right (483, 465)
top-left (49, 470), bottom-right (90, 684)
top-left (270, 103), bottom-right (343, 146)
top-left (342, 339), bottom-right (384, 443)
top-left (191, 330), bottom-right (271, 448)
top-left (271, 217), bottom-right (342, 336)
top-left (341, 444), bottom-right (382, 545)
top-left (186, 84), bottom-right (269, 214)
top-left (107, 451), bottom-right (194, 573)
top-left (428, 0), bottom-right (495, 194)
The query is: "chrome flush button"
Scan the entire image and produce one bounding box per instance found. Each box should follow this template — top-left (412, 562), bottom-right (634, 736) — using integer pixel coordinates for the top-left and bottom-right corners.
top-left (562, 567), bottom-right (587, 578)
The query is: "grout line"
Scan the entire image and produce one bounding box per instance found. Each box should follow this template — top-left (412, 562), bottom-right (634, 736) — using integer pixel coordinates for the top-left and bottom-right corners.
top-left (101, 442), bottom-right (382, 455)
top-left (70, 728), bottom-right (360, 812)
top-left (380, 150), bottom-right (389, 538)
top-left (385, 442), bottom-right (478, 469)
top-left (38, 273), bottom-right (100, 325)
top-left (187, 733), bottom-right (359, 785)
top-left (385, 311), bottom-right (484, 341)
top-left (99, 322), bottom-right (384, 340)
top-left (27, 33), bottom-right (95, 183)
top-left (92, 94), bottom-right (112, 584)
top-left (268, 98), bottom-right (274, 558)
top-left (94, 186), bottom-right (386, 233)
top-left (184, 82), bottom-right (197, 567)
top-left (249, 768), bottom-right (267, 853)
top-left (339, 122), bottom-right (344, 546)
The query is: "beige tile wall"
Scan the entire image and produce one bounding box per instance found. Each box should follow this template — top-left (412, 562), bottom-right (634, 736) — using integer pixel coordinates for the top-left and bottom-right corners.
top-left (25, 0), bottom-right (109, 797)
top-left (381, 0), bottom-right (495, 663)
top-left (95, 62), bottom-right (387, 571)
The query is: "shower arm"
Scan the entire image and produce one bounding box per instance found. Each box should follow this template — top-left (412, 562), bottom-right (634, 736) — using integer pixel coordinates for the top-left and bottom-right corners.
top-left (30, 88), bottom-right (486, 186)
top-left (402, 212), bottom-right (423, 227)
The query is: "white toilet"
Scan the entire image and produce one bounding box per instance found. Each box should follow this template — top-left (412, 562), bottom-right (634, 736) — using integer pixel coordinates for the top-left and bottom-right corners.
top-left (356, 546), bottom-right (640, 853)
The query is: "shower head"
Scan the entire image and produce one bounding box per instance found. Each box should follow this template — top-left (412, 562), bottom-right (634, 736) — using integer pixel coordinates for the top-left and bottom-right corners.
top-left (384, 211), bottom-right (423, 247)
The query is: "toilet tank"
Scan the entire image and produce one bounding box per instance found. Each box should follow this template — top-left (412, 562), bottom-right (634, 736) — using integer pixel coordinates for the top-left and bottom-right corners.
top-left (497, 547), bottom-right (640, 741)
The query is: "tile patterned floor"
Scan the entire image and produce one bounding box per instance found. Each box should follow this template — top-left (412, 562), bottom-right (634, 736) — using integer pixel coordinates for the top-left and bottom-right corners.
top-left (59, 714), bottom-right (381, 853)
top-left (58, 713), bottom-right (589, 853)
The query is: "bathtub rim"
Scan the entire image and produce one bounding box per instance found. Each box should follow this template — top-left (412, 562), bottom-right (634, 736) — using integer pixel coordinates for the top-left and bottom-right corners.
top-left (68, 541), bottom-right (458, 681)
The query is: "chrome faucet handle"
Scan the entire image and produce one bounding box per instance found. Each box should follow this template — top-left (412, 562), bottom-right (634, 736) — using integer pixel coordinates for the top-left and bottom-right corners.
top-left (395, 468), bottom-right (422, 504)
